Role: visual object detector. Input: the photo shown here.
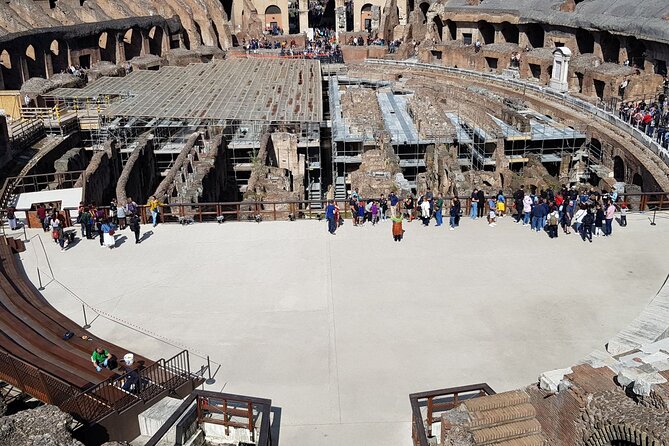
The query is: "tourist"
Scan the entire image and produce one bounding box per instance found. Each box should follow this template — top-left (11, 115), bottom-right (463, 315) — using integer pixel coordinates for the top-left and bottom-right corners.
top-left (357, 200), bottom-right (365, 226)
top-left (110, 198), bottom-right (118, 225)
top-left (560, 202), bottom-right (572, 235)
top-left (325, 200), bottom-right (337, 234)
top-left (470, 188), bottom-right (479, 219)
top-left (572, 205), bottom-right (586, 233)
top-left (50, 214), bottom-right (65, 251)
top-left (404, 195), bottom-right (415, 222)
top-left (496, 190), bottom-right (506, 217)
top-left (594, 205), bottom-right (604, 237)
top-left (101, 218), bottom-right (116, 249)
top-left (513, 186), bottom-right (524, 223)
top-left (522, 192), bottom-right (532, 226)
top-left (547, 207), bottom-right (559, 238)
top-left (117, 200), bottom-right (127, 230)
top-left (371, 201), bottom-right (379, 225)
top-left (379, 194), bottom-right (388, 220)
top-left (391, 212), bottom-right (403, 242)
top-left (449, 197), bottom-right (460, 230)
top-left (530, 200), bottom-right (544, 232)
top-left (388, 192), bottom-right (399, 218)
top-left (125, 197), bottom-right (138, 216)
top-left (91, 347), bottom-right (112, 372)
top-left (364, 200), bottom-right (373, 223)
top-left (477, 189), bottom-right (486, 218)
top-left (80, 207), bottom-right (93, 239)
top-left (95, 206), bottom-right (105, 246)
top-left (6, 206), bottom-right (17, 230)
top-left (434, 193), bottom-right (444, 226)
top-left (420, 196), bottom-right (431, 226)
top-left (36, 204), bottom-right (47, 232)
top-left (580, 209), bottom-right (594, 242)
top-left (147, 196), bottom-right (164, 227)
top-left (350, 198), bottom-right (359, 226)
top-left (604, 200), bottom-right (615, 236)
top-left (620, 202), bottom-right (628, 227)
top-left (129, 213), bottom-right (141, 244)
top-left (120, 365), bottom-right (141, 393)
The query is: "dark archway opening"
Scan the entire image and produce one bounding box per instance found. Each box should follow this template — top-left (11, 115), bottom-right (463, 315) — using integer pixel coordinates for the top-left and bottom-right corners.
top-left (613, 156), bottom-right (625, 181)
top-left (49, 40), bottom-right (68, 75)
top-left (600, 32), bottom-right (620, 63)
top-left (289, 1), bottom-right (301, 34)
top-left (627, 37), bottom-right (646, 70)
top-left (433, 16), bottom-right (443, 42)
top-left (419, 2), bottom-right (430, 24)
top-left (148, 26), bottom-right (164, 56)
top-left (594, 79), bottom-right (605, 99)
top-left (192, 22), bottom-right (204, 46)
top-left (220, 0), bottom-right (233, 22)
top-left (632, 173), bottom-right (644, 190)
top-left (361, 4), bottom-right (373, 32)
top-left (445, 19), bottom-right (456, 40)
top-left (525, 23), bottom-right (544, 48)
top-left (575, 28), bottom-right (594, 54)
top-left (99, 32), bottom-right (116, 63)
top-left (576, 71), bottom-right (584, 93)
top-left (500, 22), bottom-right (519, 44)
top-left (25, 45), bottom-right (45, 79)
top-left (477, 20), bottom-right (494, 45)
top-left (408, 0), bottom-right (414, 12)
top-left (123, 28), bottom-right (143, 60)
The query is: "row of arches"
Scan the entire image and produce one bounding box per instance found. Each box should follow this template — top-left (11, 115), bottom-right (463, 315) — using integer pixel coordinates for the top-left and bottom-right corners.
top-left (429, 18), bottom-right (647, 68)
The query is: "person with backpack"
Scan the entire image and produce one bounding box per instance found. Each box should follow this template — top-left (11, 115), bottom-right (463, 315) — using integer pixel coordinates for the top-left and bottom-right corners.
top-left (581, 209), bottom-right (594, 242)
top-left (80, 207), bottom-right (93, 239)
top-left (129, 213), bottom-right (141, 244)
top-left (547, 207), bottom-right (559, 238)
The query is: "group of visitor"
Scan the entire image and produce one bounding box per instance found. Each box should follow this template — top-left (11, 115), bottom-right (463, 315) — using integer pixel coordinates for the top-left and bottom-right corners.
top-left (618, 94), bottom-right (669, 149)
top-left (324, 185), bottom-right (627, 243)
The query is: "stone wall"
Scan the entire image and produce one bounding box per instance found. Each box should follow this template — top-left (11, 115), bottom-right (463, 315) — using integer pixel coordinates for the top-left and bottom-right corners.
top-left (75, 140), bottom-right (122, 206)
top-left (153, 132), bottom-right (202, 201)
top-left (116, 132), bottom-right (156, 205)
top-left (53, 146), bottom-right (90, 173)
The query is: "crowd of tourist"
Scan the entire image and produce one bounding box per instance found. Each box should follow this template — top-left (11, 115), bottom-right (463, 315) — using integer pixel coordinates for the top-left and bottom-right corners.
top-left (325, 185), bottom-right (627, 243)
top-left (15, 196), bottom-right (167, 252)
top-left (618, 95), bottom-right (669, 148)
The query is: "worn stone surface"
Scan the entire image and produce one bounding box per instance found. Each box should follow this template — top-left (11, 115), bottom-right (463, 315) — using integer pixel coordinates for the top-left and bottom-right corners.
top-left (0, 405), bottom-right (83, 446)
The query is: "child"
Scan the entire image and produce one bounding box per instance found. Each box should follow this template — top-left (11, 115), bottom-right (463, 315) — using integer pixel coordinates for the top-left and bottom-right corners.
top-left (620, 202), bottom-right (628, 227)
top-left (357, 201), bottom-right (365, 226)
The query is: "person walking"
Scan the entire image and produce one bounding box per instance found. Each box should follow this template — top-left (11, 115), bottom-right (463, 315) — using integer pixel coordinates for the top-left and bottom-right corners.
top-left (101, 219), bottom-right (116, 249)
top-left (147, 196), bottom-right (164, 227)
top-left (391, 212), bottom-right (403, 242)
top-left (619, 202), bottom-right (628, 227)
top-left (371, 201), bottom-right (379, 225)
top-left (37, 204), bottom-right (48, 232)
top-left (448, 198), bottom-right (459, 230)
top-left (80, 207), bottom-right (93, 239)
top-left (405, 195), bottom-right (415, 222)
top-left (325, 200), bottom-right (337, 235)
top-left (50, 214), bottom-right (65, 251)
top-left (594, 205), bottom-right (604, 237)
top-left (6, 207), bottom-right (17, 230)
top-left (547, 207), bottom-right (559, 238)
top-left (581, 209), bottom-right (594, 242)
top-left (129, 213), bottom-right (141, 243)
top-left (496, 190), bottom-right (506, 217)
top-left (522, 192), bottom-right (532, 226)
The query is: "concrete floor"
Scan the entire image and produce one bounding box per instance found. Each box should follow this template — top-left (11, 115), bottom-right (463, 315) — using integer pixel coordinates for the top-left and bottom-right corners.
top-left (13, 212), bottom-right (669, 446)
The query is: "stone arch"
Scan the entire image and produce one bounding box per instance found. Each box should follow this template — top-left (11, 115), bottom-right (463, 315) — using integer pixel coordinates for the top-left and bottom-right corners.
top-left (361, 4), bottom-right (373, 32)
top-left (265, 5), bottom-right (282, 31)
top-left (99, 32), bottom-right (116, 63)
top-left (500, 22), bottom-right (519, 44)
top-left (613, 155), bottom-right (625, 182)
top-left (25, 44), bottom-right (45, 79)
top-left (49, 39), bottom-right (68, 74)
top-left (478, 20), bottom-right (494, 44)
top-left (445, 19), bottom-right (456, 40)
top-left (148, 26), bottom-right (164, 56)
top-left (419, 2), bottom-right (430, 24)
top-left (600, 32), bottom-right (620, 63)
top-left (432, 16), bottom-right (443, 42)
top-left (632, 172), bottom-right (643, 190)
top-left (525, 23), bottom-right (544, 48)
top-left (575, 28), bottom-right (594, 54)
top-left (123, 27), bottom-right (143, 61)
top-left (626, 36), bottom-right (646, 69)
top-left (584, 425), bottom-right (657, 446)
top-left (220, 0), bottom-right (233, 22)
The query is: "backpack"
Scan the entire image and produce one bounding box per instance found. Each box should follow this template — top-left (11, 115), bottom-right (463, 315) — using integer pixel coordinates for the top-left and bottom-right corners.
top-left (549, 214), bottom-right (558, 226)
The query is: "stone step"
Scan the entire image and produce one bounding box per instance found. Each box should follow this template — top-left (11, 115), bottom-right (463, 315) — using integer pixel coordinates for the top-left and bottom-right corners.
top-left (488, 433), bottom-right (545, 446)
top-left (463, 390), bottom-right (530, 413)
top-left (472, 419), bottom-right (542, 445)
top-left (467, 403), bottom-right (536, 429)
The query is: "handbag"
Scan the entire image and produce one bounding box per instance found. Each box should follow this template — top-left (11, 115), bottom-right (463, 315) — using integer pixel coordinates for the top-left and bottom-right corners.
top-left (108, 230), bottom-right (115, 236)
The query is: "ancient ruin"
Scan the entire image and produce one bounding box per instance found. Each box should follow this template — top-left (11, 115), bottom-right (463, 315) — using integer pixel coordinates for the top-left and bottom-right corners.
top-left (0, 0), bottom-right (668, 445)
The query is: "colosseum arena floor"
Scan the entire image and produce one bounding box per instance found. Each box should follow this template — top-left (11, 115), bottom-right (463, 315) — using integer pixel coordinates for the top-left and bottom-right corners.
top-left (13, 212), bottom-right (669, 446)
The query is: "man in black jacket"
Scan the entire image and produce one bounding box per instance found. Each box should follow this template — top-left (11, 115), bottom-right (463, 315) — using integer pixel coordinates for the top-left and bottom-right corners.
top-left (129, 213), bottom-right (141, 244)
top-left (513, 186), bottom-right (525, 223)
top-left (476, 189), bottom-right (486, 218)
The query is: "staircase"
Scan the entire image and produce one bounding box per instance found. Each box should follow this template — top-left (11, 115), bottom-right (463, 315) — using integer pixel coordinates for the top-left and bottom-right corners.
top-left (334, 176), bottom-right (347, 201)
top-left (462, 390), bottom-right (545, 446)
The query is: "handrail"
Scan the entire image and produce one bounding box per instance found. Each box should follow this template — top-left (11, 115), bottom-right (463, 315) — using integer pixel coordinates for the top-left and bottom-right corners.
top-left (364, 59), bottom-right (669, 166)
top-left (409, 383), bottom-right (496, 446)
top-left (146, 389), bottom-right (273, 446)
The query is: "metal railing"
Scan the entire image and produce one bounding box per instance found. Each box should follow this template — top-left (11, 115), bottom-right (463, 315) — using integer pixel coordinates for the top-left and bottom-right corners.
top-left (60, 349), bottom-right (197, 424)
top-left (410, 383), bottom-right (496, 446)
top-left (146, 389), bottom-right (273, 446)
top-left (0, 347), bottom-right (80, 407)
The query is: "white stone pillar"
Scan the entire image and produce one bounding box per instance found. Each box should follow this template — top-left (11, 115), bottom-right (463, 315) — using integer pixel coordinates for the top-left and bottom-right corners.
top-left (550, 47), bottom-right (571, 92)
